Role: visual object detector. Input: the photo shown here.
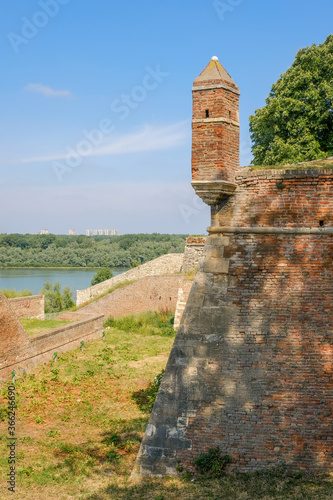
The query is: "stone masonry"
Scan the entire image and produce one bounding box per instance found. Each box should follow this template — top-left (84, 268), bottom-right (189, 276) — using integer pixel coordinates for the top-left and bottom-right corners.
top-left (132, 57), bottom-right (333, 476)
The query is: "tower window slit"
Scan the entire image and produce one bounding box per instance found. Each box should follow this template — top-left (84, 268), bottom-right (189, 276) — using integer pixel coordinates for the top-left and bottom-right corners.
top-left (205, 109), bottom-right (209, 118)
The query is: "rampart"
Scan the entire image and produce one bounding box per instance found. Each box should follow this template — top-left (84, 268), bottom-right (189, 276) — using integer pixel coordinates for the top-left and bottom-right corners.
top-left (0, 294), bottom-right (103, 382)
top-left (8, 294), bottom-right (44, 320)
top-left (76, 253), bottom-right (184, 305)
top-left (134, 165), bottom-right (333, 476)
top-left (65, 275), bottom-right (183, 319)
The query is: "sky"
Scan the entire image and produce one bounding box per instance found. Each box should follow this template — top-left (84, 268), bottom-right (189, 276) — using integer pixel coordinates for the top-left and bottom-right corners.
top-left (1, 0), bottom-right (332, 235)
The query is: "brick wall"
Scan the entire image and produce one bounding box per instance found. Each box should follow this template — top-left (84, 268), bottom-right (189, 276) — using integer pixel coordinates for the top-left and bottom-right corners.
top-left (0, 295), bottom-right (33, 372)
top-left (227, 168), bottom-right (333, 228)
top-left (8, 295), bottom-right (44, 320)
top-left (72, 275), bottom-right (182, 319)
top-left (76, 253), bottom-right (184, 306)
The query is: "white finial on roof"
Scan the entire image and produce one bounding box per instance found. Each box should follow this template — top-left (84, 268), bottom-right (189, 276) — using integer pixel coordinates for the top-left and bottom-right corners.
top-left (211, 56), bottom-right (219, 61)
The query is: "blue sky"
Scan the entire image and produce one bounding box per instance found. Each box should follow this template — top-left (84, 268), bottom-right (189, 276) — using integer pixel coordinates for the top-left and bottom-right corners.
top-left (1, 0), bottom-right (332, 235)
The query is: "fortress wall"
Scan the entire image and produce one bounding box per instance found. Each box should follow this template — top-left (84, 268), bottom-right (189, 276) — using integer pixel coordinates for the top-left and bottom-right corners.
top-left (0, 294), bottom-right (103, 382)
top-left (134, 229), bottom-right (333, 475)
top-left (72, 275), bottom-right (182, 319)
top-left (217, 168), bottom-right (333, 228)
top-left (0, 295), bottom-right (33, 372)
top-left (76, 253), bottom-right (184, 306)
top-left (134, 166), bottom-right (333, 476)
top-left (178, 232), bottom-right (333, 472)
top-left (8, 295), bottom-right (44, 320)
top-left (27, 314), bottom-right (104, 370)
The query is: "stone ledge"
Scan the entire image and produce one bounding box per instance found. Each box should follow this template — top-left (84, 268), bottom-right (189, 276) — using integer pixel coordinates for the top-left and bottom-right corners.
top-left (192, 83), bottom-right (241, 95)
top-left (192, 117), bottom-right (240, 127)
top-left (237, 167), bottom-right (333, 180)
top-left (208, 226), bottom-right (333, 235)
top-left (191, 180), bottom-right (237, 205)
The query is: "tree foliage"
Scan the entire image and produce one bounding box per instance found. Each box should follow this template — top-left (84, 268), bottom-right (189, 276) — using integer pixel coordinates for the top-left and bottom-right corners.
top-left (0, 233), bottom-right (186, 268)
top-left (39, 281), bottom-right (75, 314)
top-left (91, 267), bottom-right (113, 286)
top-left (249, 35), bottom-right (333, 166)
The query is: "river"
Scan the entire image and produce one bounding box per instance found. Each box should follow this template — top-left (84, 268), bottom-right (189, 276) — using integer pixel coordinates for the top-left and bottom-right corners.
top-left (0, 268), bottom-right (127, 298)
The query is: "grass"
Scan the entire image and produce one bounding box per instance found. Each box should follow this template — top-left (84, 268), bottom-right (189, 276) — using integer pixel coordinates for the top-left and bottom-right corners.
top-left (0, 288), bottom-right (34, 298)
top-left (249, 157), bottom-right (333, 171)
top-left (0, 311), bottom-right (332, 499)
top-left (183, 267), bottom-right (198, 281)
top-left (71, 280), bottom-right (138, 311)
top-left (103, 310), bottom-right (175, 337)
top-left (20, 318), bottom-right (74, 337)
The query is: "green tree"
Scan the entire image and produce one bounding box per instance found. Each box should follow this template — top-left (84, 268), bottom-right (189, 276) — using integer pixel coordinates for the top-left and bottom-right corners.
top-left (62, 286), bottom-right (75, 309)
top-left (249, 35), bottom-right (333, 166)
top-left (39, 281), bottom-right (75, 314)
top-left (91, 267), bottom-right (113, 286)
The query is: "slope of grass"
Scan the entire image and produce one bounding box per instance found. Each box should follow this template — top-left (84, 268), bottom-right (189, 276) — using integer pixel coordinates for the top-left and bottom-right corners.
top-left (20, 318), bottom-right (73, 337)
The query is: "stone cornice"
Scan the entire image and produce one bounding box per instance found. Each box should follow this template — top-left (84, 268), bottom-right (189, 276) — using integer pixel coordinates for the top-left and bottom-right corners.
top-left (192, 83), bottom-right (241, 95)
top-left (192, 117), bottom-right (240, 127)
top-left (207, 226), bottom-right (333, 235)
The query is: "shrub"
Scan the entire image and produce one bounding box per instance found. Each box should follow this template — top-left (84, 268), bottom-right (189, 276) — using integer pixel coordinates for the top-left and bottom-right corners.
top-left (38, 281), bottom-right (75, 313)
top-left (91, 267), bottom-right (113, 286)
top-left (194, 447), bottom-right (232, 477)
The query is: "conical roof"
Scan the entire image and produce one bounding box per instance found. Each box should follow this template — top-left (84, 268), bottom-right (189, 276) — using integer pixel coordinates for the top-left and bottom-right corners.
top-left (193, 56), bottom-right (238, 90)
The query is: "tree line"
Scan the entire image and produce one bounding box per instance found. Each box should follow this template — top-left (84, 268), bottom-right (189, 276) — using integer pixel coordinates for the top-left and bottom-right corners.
top-left (0, 233), bottom-right (187, 268)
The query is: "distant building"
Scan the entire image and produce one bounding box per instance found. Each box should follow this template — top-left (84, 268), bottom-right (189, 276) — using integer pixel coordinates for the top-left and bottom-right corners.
top-left (40, 229), bottom-right (49, 235)
top-left (86, 229), bottom-right (119, 236)
top-left (69, 229), bottom-right (77, 235)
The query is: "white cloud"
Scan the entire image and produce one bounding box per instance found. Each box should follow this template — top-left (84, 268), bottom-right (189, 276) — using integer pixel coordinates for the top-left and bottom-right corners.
top-left (19, 121), bottom-right (190, 164)
top-left (25, 83), bottom-right (73, 98)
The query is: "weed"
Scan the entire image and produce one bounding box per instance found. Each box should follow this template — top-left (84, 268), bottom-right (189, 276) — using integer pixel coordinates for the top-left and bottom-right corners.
top-left (107, 448), bottom-right (121, 462)
top-left (50, 369), bottom-right (59, 381)
top-left (102, 433), bottom-right (121, 447)
top-left (194, 447), bottom-right (232, 477)
top-left (0, 405), bottom-right (8, 421)
top-left (47, 429), bottom-right (60, 437)
top-left (18, 466), bottom-right (34, 477)
top-left (36, 416), bottom-right (44, 424)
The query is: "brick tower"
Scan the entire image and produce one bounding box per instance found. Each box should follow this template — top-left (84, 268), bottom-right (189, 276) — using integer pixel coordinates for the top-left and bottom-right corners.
top-left (191, 56), bottom-right (240, 206)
